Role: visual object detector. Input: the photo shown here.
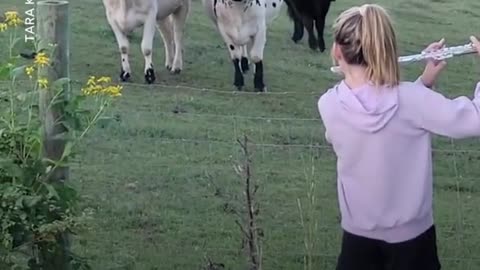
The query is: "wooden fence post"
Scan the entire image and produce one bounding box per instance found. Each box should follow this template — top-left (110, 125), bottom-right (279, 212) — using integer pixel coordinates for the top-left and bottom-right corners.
top-left (37, 0), bottom-right (70, 179)
top-left (37, 1), bottom-right (72, 269)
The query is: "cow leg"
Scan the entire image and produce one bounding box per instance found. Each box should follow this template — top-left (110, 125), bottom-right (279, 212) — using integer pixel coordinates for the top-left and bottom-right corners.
top-left (240, 46), bottom-right (249, 73)
top-left (108, 20), bottom-right (131, 81)
top-left (314, 2), bottom-right (332, 52)
top-left (170, 3), bottom-right (190, 74)
top-left (302, 16), bottom-right (318, 51)
top-left (314, 15), bottom-right (327, 52)
top-left (141, 13), bottom-right (157, 84)
top-left (292, 16), bottom-right (304, 43)
top-left (249, 24), bottom-right (267, 92)
top-left (157, 17), bottom-right (175, 71)
top-left (218, 24), bottom-right (244, 90)
top-left (286, 2), bottom-right (303, 43)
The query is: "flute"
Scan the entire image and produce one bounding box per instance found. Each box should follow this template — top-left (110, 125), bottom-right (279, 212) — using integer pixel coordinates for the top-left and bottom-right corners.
top-left (330, 42), bottom-right (477, 74)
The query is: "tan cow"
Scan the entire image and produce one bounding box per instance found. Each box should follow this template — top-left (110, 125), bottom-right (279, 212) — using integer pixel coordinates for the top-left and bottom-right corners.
top-left (102, 0), bottom-right (190, 84)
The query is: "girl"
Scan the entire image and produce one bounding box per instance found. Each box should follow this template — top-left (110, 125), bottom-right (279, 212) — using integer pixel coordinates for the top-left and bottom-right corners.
top-left (317, 3), bottom-right (480, 270)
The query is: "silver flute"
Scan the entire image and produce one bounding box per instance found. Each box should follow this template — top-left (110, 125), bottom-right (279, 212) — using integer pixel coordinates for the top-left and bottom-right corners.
top-left (330, 42), bottom-right (477, 74)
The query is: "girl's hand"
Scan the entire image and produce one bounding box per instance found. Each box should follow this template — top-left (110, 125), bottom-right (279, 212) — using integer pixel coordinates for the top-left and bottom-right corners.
top-left (420, 38), bottom-right (447, 88)
top-left (470, 36), bottom-right (480, 55)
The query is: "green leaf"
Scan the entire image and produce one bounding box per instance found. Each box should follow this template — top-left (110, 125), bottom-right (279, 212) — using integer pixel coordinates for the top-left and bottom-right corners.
top-left (42, 157), bottom-right (60, 167)
top-left (51, 131), bottom-right (70, 140)
top-left (52, 77), bottom-right (71, 90)
top-left (61, 141), bottom-right (73, 160)
top-left (43, 183), bottom-right (60, 199)
top-left (0, 65), bottom-right (10, 80)
top-left (16, 93), bottom-right (26, 102)
top-left (0, 158), bottom-right (23, 178)
top-left (10, 65), bottom-right (27, 80)
top-left (23, 195), bottom-right (42, 208)
top-left (55, 183), bottom-right (78, 206)
top-left (11, 37), bottom-right (23, 48)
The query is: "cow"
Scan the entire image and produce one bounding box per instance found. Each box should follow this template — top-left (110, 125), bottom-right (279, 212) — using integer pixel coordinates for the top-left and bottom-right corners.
top-left (202, 0), bottom-right (283, 92)
top-left (284, 0), bottom-right (335, 52)
top-left (102, 0), bottom-right (190, 84)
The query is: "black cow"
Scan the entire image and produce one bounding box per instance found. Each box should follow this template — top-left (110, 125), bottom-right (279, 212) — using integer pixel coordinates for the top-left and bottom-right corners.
top-left (285, 0), bottom-right (335, 52)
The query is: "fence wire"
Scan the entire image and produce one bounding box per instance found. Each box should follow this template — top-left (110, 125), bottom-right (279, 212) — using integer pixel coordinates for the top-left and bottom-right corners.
top-left (60, 79), bottom-right (480, 270)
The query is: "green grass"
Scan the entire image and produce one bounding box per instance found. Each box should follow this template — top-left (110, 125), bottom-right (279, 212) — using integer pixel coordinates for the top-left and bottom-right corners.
top-left (1, 0), bottom-right (480, 269)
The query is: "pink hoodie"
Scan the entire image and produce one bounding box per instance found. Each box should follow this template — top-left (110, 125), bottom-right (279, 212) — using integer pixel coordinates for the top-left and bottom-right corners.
top-left (317, 78), bottom-right (480, 243)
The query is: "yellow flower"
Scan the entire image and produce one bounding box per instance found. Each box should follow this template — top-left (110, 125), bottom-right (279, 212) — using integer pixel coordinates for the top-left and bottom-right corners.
top-left (0, 23), bottom-right (7, 32)
top-left (81, 75), bottom-right (122, 98)
top-left (7, 17), bottom-right (22, 26)
top-left (34, 52), bottom-right (50, 67)
top-left (38, 78), bottom-right (48, 89)
top-left (103, 85), bottom-right (122, 97)
top-left (96, 76), bottom-right (111, 83)
top-left (4, 11), bottom-right (22, 26)
top-left (5, 11), bottom-right (19, 20)
top-left (86, 76), bottom-right (96, 87)
top-left (25, 66), bottom-right (35, 79)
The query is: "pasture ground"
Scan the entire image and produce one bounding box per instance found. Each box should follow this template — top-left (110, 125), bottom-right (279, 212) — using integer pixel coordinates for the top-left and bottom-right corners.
top-left (1, 0), bottom-right (480, 269)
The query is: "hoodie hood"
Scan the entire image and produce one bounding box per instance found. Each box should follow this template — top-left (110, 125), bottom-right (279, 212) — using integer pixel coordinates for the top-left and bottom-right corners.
top-left (335, 80), bottom-right (399, 133)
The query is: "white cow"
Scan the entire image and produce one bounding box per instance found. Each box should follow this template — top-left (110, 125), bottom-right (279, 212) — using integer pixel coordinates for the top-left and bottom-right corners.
top-left (202, 0), bottom-right (283, 92)
top-left (102, 0), bottom-right (190, 84)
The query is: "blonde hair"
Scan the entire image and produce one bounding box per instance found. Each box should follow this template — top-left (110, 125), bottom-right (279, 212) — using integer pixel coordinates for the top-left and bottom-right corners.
top-left (332, 4), bottom-right (400, 87)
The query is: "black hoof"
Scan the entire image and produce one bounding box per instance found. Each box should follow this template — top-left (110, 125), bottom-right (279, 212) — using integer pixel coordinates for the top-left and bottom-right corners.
top-left (166, 65), bottom-right (172, 71)
top-left (254, 76), bottom-right (265, 92)
top-left (254, 82), bottom-right (266, 92)
top-left (234, 80), bottom-right (244, 90)
top-left (319, 40), bottom-right (326, 53)
top-left (120, 70), bottom-right (130, 82)
top-left (240, 57), bottom-right (249, 73)
top-left (171, 68), bottom-right (182, 74)
top-left (292, 34), bottom-right (303, 43)
top-left (145, 68), bottom-right (155, 84)
top-left (308, 38), bottom-right (319, 51)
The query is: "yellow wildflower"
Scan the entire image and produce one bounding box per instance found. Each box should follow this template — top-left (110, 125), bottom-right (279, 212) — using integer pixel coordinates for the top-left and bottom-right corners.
top-left (34, 52), bottom-right (49, 67)
top-left (4, 11), bottom-right (22, 26)
top-left (7, 17), bottom-right (22, 26)
top-left (5, 11), bottom-right (19, 20)
top-left (103, 85), bottom-right (122, 97)
top-left (96, 76), bottom-right (111, 83)
top-left (81, 75), bottom-right (122, 98)
top-left (25, 66), bottom-right (35, 79)
top-left (86, 76), bottom-right (96, 87)
top-left (0, 23), bottom-right (7, 32)
top-left (38, 78), bottom-right (48, 89)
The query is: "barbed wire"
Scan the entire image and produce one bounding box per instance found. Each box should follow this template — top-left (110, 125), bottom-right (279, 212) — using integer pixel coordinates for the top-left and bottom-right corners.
top-left (80, 136), bottom-right (480, 155)
top-left (129, 110), bottom-right (322, 122)
top-left (123, 246), bottom-right (480, 262)
top-left (0, 78), bottom-right (324, 96)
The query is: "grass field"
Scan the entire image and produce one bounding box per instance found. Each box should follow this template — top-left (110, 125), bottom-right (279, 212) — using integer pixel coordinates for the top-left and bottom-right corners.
top-left (1, 0), bottom-right (480, 269)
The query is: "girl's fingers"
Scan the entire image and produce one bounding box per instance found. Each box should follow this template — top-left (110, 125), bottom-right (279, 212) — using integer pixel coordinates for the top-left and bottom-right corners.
top-left (425, 38), bottom-right (446, 53)
top-left (470, 36), bottom-right (480, 54)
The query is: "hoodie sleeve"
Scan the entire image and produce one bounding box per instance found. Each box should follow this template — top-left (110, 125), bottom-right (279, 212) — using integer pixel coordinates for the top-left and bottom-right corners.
top-left (317, 93), bottom-right (332, 144)
top-left (414, 78), bottom-right (480, 139)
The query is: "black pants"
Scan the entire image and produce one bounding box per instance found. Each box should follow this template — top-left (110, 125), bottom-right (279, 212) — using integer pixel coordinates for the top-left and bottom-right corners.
top-left (336, 225), bottom-right (441, 270)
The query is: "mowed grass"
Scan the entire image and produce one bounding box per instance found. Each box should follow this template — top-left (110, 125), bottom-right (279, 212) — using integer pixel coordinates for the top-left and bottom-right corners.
top-left (1, 0), bottom-right (480, 269)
